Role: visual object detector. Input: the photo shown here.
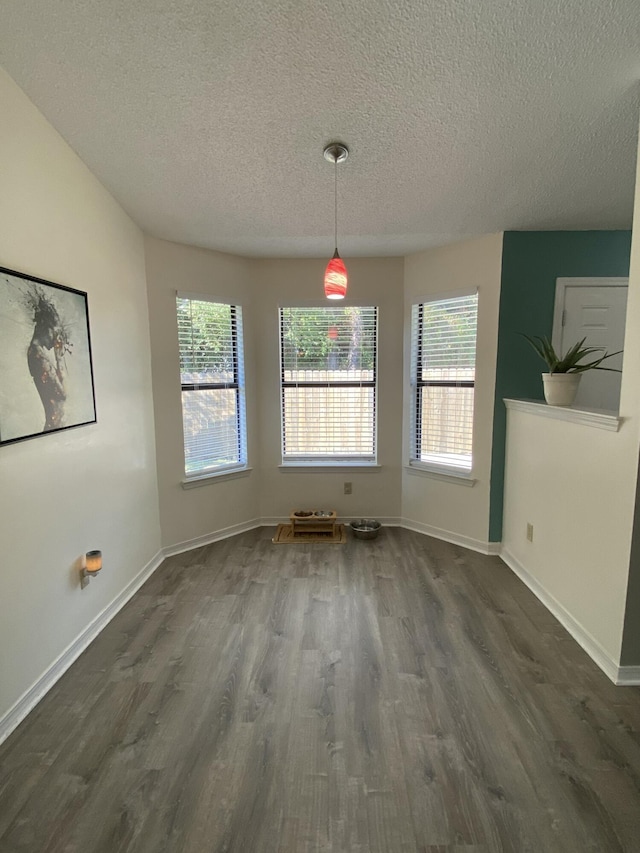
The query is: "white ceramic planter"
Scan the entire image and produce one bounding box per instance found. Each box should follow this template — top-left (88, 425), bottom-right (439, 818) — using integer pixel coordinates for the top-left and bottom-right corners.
top-left (542, 372), bottom-right (581, 407)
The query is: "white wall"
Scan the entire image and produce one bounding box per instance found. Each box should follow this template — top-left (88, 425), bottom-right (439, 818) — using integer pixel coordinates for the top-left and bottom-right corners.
top-left (145, 236), bottom-right (259, 548)
top-left (0, 70), bottom-right (161, 725)
top-left (502, 410), bottom-right (637, 666)
top-left (501, 122), bottom-right (640, 671)
top-left (401, 234), bottom-right (503, 550)
top-left (253, 257), bottom-right (405, 522)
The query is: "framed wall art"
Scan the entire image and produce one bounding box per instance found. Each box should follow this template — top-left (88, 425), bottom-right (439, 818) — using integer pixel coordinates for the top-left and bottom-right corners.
top-left (0, 265), bottom-right (97, 446)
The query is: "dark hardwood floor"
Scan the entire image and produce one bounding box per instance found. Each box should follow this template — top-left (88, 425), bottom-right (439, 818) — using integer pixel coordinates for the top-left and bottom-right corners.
top-left (1, 527), bottom-right (639, 852)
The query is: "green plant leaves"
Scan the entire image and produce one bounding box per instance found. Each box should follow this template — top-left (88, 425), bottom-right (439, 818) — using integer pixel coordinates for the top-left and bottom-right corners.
top-left (521, 334), bottom-right (622, 374)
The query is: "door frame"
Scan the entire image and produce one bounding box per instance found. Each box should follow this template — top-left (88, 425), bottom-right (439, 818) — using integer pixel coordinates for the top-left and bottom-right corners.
top-left (551, 277), bottom-right (629, 354)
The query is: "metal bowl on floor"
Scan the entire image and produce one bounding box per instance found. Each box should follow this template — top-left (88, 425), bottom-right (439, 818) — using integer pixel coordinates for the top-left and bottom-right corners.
top-left (350, 519), bottom-right (381, 540)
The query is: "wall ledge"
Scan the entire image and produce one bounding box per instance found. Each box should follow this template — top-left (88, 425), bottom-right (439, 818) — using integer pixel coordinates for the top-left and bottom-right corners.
top-left (504, 398), bottom-right (622, 432)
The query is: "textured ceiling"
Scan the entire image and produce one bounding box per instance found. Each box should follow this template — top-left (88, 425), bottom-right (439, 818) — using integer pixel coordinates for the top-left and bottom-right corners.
top-left (0, 1), bottom-right (639, 257)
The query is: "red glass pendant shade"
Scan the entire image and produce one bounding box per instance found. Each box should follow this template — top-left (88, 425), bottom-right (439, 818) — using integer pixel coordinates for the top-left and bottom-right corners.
top-left (324, 250), bottom-right (348, 300)
top-left (322, 143), bottom-right (349, 300)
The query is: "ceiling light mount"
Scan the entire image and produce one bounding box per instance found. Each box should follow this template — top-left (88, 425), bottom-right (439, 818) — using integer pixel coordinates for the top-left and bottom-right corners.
top-left (323, 143), bottom-right (349, 165)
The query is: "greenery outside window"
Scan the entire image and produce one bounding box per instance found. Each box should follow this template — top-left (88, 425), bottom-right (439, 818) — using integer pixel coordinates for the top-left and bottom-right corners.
top-left (410, 292), bottom-right (478, 473)
top-left (279, 306), bottom-right (378, 464)
top-left (177, 294), bottom-right (247, 477)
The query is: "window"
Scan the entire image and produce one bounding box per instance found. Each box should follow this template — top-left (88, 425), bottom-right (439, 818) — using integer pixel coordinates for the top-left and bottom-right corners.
top-left (176, 295), bottom-right (247, 477)
top-left (279, 306), bottom-right (378, 463)
top-left (410, 292), bottom-right (478, 473)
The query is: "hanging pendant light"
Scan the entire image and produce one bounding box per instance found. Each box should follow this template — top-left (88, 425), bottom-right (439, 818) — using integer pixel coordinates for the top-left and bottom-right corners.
top-left (323, 143), bottom-right (349, 300)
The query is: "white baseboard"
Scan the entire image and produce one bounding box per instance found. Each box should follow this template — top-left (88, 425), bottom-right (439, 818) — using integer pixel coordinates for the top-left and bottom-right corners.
top-left (5, 522), bottom-right (636, 746)
top-left (500, 548), bottom-right (625, 685)
top-left (401, 517), bottom-right (499, 556)
top-left (259, 516), bottom-right (403, 527)
top-left (0, 548), bottom-right (164, 746)
top-left (1, 519), bottom-right (271, 744)
top-left (615, 666), bottom-right (640, 686)
top-left (162, 518), bottom-right (262, 557)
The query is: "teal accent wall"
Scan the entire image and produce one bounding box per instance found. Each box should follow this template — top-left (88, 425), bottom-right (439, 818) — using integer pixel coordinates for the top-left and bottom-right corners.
top-left (489, 231), bottom-right (632, 542)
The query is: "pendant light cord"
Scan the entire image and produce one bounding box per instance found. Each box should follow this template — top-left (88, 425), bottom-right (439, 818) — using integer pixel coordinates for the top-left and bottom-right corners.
top-left (334, 156), bottom-right (338, 252)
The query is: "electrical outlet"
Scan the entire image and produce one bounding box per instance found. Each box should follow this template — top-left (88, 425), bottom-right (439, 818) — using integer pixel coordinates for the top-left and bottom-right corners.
top-left (526, 523), bottom-right (534, 542)
top-left (344, 481), bottom-right (352, 495)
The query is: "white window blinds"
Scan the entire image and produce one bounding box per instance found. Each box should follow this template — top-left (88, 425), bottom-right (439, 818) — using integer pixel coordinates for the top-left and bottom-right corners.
top-left (279, 306), bottom-right (378, 462)
top-left (177, 295), bottom-right (247, 476)
top-left (410, 292), bottom-right (478, 472)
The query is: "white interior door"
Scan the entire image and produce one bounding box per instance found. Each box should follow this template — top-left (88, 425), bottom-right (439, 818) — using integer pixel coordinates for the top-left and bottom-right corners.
top-left (552, 278), bottom-right (628, 411)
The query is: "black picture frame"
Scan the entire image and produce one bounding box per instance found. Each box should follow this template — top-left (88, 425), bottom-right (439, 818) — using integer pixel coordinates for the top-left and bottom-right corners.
top-left (0, 265), bottom-right (97, 446)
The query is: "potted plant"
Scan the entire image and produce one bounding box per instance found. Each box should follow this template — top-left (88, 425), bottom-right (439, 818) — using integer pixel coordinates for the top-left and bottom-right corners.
top-left (522, 335), bottom-right (622, 407)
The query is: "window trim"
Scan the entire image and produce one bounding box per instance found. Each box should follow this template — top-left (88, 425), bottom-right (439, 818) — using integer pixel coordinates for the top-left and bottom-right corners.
top-left (279, 462), bottom-right (381, 471)
top-left (279, 305), bottom-right (379, 465)
top-left (405, 462), bottom-right (476, 485)
top-left (177, 293), bottom-right (248, 479)
top-left (181, 465), bottom-right (253, 489)
top-left (409, 289), bottom-right (478, 477)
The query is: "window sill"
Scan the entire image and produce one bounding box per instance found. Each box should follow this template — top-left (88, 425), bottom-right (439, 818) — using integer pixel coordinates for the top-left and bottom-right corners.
top-left (504, 398), bottom-right (622, 432)
top-left (405, 463), bottom-right (476, 486)
top-left (181, 466), bottom-right (252, 489)
top-left (279, 462), bottom-right (381, 473)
